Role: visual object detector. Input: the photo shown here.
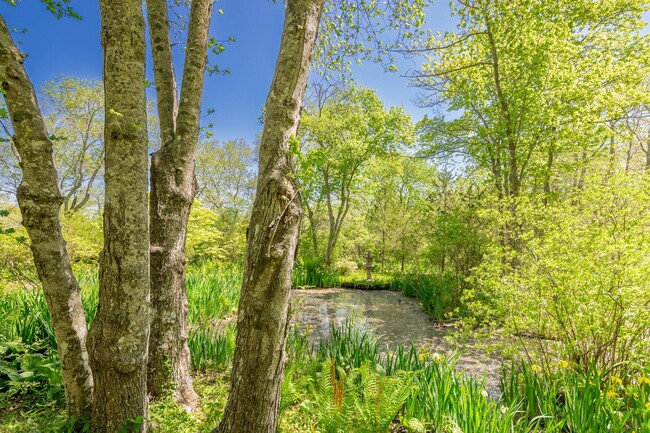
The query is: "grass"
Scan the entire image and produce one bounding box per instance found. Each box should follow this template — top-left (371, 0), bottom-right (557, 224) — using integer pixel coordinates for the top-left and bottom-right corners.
top-left (2, 319), bottom-right (650, 432)
top-left (2, 265), bottom-right (649, 432)
top-left (0, 261), bottom-right (241, 372)
top-left (390, 273), bottom-right (464, 321)
top-left (501, 361), bottom-right (650, 432)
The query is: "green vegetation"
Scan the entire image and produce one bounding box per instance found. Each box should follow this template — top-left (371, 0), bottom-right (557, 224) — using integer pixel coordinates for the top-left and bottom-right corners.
top-left (2, 296), bottom-right (649, 432)
top-left (1, 0), bottom-right (649, 430)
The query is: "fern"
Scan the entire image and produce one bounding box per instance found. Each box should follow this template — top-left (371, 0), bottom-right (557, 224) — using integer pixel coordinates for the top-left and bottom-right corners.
top-left (312, 359), bottom-right (415, 433)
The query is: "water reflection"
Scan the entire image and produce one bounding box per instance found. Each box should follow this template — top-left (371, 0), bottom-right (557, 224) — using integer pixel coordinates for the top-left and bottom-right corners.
top-left (290, 288), bottom-right (502, 397)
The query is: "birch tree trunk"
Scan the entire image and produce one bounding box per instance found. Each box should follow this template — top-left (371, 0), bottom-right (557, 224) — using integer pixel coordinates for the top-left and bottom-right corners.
top-left (86, 1), bottom-right (150, 431)
top-left (146, 0), bottom-right (212, 409)
top-left (214, 1), bottom-right (323, 431)
top-left (0, 14), bottom-right (93, 423)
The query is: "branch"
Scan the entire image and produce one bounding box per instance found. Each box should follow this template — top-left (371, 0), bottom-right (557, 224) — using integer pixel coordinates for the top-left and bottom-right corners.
top-left (146, 0), bottom-right (179, 146)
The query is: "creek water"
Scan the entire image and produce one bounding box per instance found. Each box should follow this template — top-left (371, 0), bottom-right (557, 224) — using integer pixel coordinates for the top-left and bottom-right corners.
top-left (290, 288), bottom-right (503, 397)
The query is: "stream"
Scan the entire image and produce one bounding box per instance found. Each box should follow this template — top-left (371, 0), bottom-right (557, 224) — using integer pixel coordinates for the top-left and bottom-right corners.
top-left (289, 288), bottom-right (503, 397)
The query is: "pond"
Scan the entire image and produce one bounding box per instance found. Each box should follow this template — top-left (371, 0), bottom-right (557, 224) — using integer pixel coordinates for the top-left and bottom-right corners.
top-left (290, 288), bottom-right (503, 397)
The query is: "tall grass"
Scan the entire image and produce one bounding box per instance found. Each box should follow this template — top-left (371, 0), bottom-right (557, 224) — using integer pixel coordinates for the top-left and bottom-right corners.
top-left (501, 362), bottom-right (650, 432)
top-left (2, 293), bottom-right (648, 433)
top-left (0, 289), bottom-right (55, 347)
top-left (287, 321), bottom-right (650, 433)
top-left (404, 356), bottom-right (537, 433)
top-left (315, 319), bottom-right (379, 369)
top-left (0, 261), bottom-right (243, 371)
top-left (188, 324), bottom-right (236, 371)
top-left (187, 262), bottom-right (241, 324)
top-left (3, 265), bottom-right (648, 433)
top-left (292, 261), bottom-right (340, 288)
top-left (391, 272), bottom-right (463, 321)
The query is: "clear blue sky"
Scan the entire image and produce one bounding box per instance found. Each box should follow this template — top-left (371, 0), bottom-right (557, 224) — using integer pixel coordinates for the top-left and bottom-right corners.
top-left (0, 1), bottom-right (459, 144)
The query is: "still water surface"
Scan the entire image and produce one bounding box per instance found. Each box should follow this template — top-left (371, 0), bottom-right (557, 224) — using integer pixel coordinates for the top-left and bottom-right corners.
top-left (290, 288), bottom-right (502, 397)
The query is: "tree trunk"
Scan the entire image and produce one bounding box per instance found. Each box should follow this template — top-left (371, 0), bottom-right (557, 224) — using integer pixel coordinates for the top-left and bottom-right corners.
top-left (302, 198), bottom-right (319, 258)
top-left (323, 164), bottom-right (335, 266)
top-left (87, 1), bottom-right (150, 431)
top-left (325, 226), bottom-right (336, 266)
top-left (0, 14), bottom-right (93, 423)
top-left (146, 0), bottom-right (212, 409)
top-left (214, 1), bottom-right (323, 432)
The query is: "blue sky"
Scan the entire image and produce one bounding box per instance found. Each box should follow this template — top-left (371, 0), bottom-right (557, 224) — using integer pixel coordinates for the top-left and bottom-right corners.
top-left (0, 1), bottom-right (458, 144)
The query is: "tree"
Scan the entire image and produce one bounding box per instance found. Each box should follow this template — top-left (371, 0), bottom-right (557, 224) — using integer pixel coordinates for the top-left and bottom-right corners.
top-left (0, 77), bottom-right (104, 213)
top-left (85, 0), bottom-right (150, 431)
top-left (0, 13), bottom-right (93, 424)
top-left (195, 138), bottom-right (256, 262)
top-left (299, 85), bottom-right (414, 265)
top-left (414, 0), bottom-right (648, 199)
top-left (195, 138), bottom-right (257, 218)
top-left (145, 0), bottom-right (213, 408)
top-left (213, 0), bottom-right (429, 430)
top-left (364, 155), bottom-right (433, 272)
top-left (214, 1), bottom-right (324, 431)
top-left (0, 99), bottom-right (21, 198)
top-left (41, 76), bottom-right (104, 213)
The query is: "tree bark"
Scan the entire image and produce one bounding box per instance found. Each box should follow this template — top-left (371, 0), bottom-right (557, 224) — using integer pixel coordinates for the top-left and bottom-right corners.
top-left (146, 0), bottom-right (212, 409)
top-left (0, 14), bottom-right (93, 423)
top-left (214, 1), bottom-right (323, 432)
top-left (86, 1), bottom-right (150, 431)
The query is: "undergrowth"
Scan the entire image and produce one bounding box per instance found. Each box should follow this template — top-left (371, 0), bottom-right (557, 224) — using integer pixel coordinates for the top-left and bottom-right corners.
top-left (1, 266), bottom-right (649, 432)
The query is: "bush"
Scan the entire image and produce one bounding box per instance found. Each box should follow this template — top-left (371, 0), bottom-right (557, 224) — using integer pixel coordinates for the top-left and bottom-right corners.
top-left (0, 207), bottom-right (36, 287)
top-left (469, 173), bottom-right (650, 370)
top-left (61, 211), bottom-right (102, 263)
top-left (332, 258), bottom-right (358, 276)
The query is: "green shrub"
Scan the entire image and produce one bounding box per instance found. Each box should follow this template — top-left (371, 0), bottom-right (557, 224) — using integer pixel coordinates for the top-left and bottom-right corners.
top-left (470, 174), bottom-right (650, 371)
top-left (332, 258), bottom-right (358, 276)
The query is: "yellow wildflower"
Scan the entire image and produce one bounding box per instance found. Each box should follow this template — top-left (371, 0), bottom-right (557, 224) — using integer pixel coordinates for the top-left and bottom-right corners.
top-left (531, 364), bottom-right (542, 373)
top-left (611, 376), bottom-right (622, 386)
top-left (559, 360), bottom-right (569, 369)
top-left (606, 391), bottom-right (618, 398)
